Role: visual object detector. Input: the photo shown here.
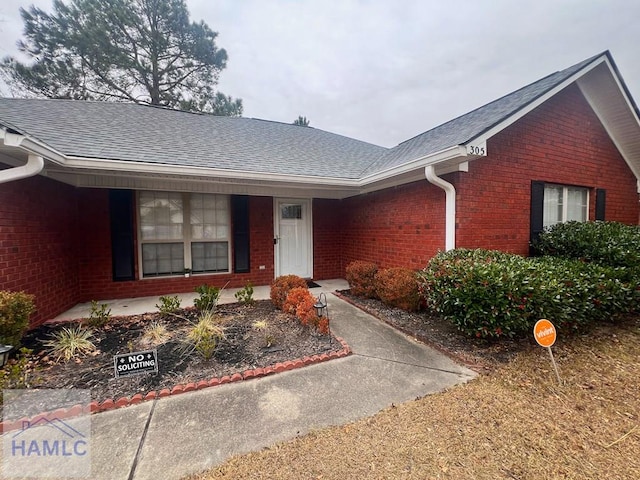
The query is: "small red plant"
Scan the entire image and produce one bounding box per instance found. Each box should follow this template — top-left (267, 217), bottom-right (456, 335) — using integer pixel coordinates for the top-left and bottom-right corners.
top-left (295, 295), bottom-right (319, 327)
top-left (317, 317), bottom-right (330, 335)
top-left (345, 261), bottom-right (378, 298)
top-left (270, 275), bottom-right (308, 310)
top-left (375, 267), bottom-right (420, 311)
top-left (283, 287), bottom-right (312, 316)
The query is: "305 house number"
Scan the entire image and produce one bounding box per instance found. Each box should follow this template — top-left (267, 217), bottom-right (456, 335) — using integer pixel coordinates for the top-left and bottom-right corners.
top-left (467, 145), bottom-right (486, 155)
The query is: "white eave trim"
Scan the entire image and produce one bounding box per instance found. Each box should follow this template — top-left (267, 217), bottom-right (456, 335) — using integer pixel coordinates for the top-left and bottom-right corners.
top-left (359, 145), bottom-right (469, 185)
top-left (6, 132), bottom-right (473, 192)
top-left (63, 155), bottom-right (360, 187)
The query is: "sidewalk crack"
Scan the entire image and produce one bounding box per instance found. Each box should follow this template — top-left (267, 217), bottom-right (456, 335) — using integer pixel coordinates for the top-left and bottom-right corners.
top-left (353, 352), bottom-right (474, 378)
top-left (127, 399), bottom-right (157, 480)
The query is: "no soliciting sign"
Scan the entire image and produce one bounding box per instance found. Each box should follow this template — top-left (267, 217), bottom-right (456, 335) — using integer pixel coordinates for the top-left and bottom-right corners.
top-left (114, 350), bottom-right (158, 378)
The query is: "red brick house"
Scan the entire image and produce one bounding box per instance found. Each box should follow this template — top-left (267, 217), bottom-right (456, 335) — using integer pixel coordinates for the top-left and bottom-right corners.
top-left (1, 51), bottom-right (639, 326)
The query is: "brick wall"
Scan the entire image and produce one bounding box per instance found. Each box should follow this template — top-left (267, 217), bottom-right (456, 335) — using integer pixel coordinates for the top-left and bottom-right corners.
top-left (340, 182), bottom-right (446, 271)
top-left (77, 192), bottom-right (275, 302)
top-left (3, 82), bottom-right (638, 323)
top-left (313, 198), bottom-right (345, 279)
top-left (0, 171), bottom-right (80, 326)
top-left (334, 83), bottom-right (638, 274)
top-left (455, 84), bottom-right (639, 254)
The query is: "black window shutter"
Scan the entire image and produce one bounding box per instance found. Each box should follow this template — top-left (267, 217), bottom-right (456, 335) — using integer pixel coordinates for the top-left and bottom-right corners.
top-left (231, 195), bottom-right (250, 273)
top-left (595, 189), bottom-right (606, 221)
top-left (530, 181), bottom-right (545, 253)
top-left (109, 189), bottom-right (135, 281)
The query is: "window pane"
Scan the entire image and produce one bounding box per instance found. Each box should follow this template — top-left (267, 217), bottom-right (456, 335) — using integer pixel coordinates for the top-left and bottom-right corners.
top-left (191, 242), bottom-right (229, 273)
top-left (567, 188), bottom-right (588, 222)
top-left (142, 243), bottom-right (184, 276)
top-left (139, 191), bottom-right (183, 240)
top-left (190, 193), bottom-right (229, 240)
top-left (543, 186), bottom-right (563, 228)
top-left (281, 204), bottom-right (302, 219)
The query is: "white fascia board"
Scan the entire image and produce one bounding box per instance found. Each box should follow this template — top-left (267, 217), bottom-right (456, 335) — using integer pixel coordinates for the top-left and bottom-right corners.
top-left (60, 155), bottom-right (360, 187)
top-left (11, 128), bottom-right (472, 192)
top-left (10, 132), bottom-right (358, 187)
top-left (465, 55), bottom-right (609, 148)
top-left (358, 145), bottom-right (469, 186)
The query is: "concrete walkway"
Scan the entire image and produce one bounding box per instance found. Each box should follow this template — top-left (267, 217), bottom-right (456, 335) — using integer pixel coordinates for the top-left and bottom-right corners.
top-left (51, 279), bottom-right (348, 321)
top-left (15, 282), bottom-right (477, 479)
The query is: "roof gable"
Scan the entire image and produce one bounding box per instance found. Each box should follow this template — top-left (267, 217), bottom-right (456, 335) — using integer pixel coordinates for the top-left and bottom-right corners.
top-left (361, 53), bottom-right (614, 177)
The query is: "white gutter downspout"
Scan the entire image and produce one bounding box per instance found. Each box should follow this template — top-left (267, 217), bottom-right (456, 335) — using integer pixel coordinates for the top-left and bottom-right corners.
top-left (0, 131), bottom-right (45, 184)
top-left (0, 154), bottom-right (44, 184)
top-left (425, 165), bottom-right (456, 251)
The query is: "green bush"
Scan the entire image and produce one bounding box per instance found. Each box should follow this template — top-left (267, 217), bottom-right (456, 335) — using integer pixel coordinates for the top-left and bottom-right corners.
top-left (0, 347), bottom-right (37, 390)
top-left (194, 284), bottom-right (221, 312)
top-left (419, 249), bottom-right (638, 339)
top-left (234, 282), bottom-right (255, 305)
top-left (270, 275), bottom-right (307, 310)
top-left (345, 261), bottom-right (378, 298)
top-left (375, 267), bottom-right (420, 311)
top-left (88, 300), bottom-right (111, 327)
top-left (0, 291), bottom-right (35, 346)
top-left (156, 295), bottom-right (181, 316)
top-left (533, 221), bottom-right (640, 271)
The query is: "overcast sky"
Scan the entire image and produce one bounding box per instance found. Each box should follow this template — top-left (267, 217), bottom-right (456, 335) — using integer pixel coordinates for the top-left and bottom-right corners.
top-left (1, 0), bottom-right (639, 147)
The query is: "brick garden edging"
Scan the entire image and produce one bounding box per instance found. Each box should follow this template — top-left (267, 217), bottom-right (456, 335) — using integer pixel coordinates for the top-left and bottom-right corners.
top-left (0, 337), bottom-right (351, 433)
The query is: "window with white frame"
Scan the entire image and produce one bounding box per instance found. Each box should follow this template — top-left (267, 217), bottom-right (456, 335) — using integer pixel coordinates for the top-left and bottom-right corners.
top-left (139, 191), bottom-right (230, 277)
top-left (543, 185), bottom-right (588, 228)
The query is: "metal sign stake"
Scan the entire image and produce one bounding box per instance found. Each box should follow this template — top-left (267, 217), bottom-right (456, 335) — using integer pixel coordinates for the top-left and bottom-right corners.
top-left (547, 346), bottom-right (562, 386)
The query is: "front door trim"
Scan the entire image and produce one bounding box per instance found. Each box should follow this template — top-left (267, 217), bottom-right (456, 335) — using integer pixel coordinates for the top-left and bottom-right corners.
top-left (274, 198), bottom-right (313, 278)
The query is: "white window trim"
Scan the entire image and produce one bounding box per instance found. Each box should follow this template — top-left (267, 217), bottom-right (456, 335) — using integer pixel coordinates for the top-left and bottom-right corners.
top-left (543, 184), bottom-right (590, 228)
top-left (137, 191), bottom-right (232, 279)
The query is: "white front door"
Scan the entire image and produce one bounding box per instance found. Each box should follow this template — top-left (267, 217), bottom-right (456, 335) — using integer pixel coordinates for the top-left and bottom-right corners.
top-left (274, 198), bottom-right (312, 278)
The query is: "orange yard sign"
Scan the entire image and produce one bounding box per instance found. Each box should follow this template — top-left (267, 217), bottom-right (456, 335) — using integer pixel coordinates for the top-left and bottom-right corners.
top-left (534, 319), bottom-right (562, 385)
top-left (534, 319), bottom-right (556, 348)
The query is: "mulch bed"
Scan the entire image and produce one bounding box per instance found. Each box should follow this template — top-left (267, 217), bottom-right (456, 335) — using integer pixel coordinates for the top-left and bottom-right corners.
top-left (21, 300), bottom-right (341, 404)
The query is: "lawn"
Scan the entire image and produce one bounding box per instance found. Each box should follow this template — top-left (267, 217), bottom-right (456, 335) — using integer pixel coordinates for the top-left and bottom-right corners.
top-left (189, 316), bottom-right (640, 479)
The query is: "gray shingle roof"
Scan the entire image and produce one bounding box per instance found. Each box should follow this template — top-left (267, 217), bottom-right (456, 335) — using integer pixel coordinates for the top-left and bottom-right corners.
top-left (0, 52), bottom-right (612, 181)
top-left (361, 53), bottom-right (606, 176)
top-left (0, 98), bottom-right (387, 179)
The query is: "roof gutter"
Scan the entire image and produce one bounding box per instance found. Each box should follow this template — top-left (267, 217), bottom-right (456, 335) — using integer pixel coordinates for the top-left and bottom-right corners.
top-left (0, 131), bottom-right (45, 184)
top-left (425, 165), bottom-right (455, 251)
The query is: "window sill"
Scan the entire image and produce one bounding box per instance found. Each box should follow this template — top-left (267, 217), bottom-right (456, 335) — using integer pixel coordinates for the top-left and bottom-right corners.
top-left (140, 271), bottom-right (231, 280)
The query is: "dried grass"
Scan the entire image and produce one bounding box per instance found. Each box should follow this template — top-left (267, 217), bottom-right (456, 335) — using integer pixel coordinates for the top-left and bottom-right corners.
top-left (189, 320), bottom-right (640, 480)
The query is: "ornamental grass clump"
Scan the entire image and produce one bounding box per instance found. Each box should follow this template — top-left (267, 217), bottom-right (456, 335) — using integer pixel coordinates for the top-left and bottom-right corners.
top-left (43, 326), bottom-right (96, 362)
top-left (141, 321), bottom-right (171, 347)
top-left (186, 310), bottom-right (225, 360)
